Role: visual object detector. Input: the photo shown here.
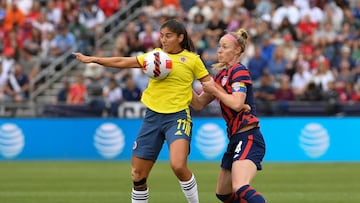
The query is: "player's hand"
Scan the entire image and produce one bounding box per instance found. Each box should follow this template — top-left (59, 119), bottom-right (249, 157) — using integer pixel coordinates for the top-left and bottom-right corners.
top-left (201, 77), bottom-right (217, 94)
top-left (73, 52), bottom-right (93, 63)
top-left (242, 104), bottom-right (251, 113)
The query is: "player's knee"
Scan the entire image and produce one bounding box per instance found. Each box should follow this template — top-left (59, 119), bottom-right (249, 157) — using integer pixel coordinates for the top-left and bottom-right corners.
top-left (131, 168), bottom-right (148, 190)
top-left (133, 178), bottom-right (147, 191)
top-left (170, 161), bottom-right (186, 176)
top-left (131, 167), bottom-right (143, 180)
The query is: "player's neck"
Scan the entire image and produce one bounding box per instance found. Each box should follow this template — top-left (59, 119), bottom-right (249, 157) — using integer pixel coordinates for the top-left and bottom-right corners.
top-left (170, 48), bottom-right (184, 54)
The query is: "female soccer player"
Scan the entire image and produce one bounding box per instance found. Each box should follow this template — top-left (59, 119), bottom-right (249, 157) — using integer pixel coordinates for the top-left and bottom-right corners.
top-left (73, 19), bottom-right (210, 203)
top-left (191, 29), bottom-right (267, 203)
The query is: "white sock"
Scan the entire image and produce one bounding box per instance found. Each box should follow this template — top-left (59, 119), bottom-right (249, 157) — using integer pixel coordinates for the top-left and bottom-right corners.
top-left (131, 188), bottom-right (149, 203)
top-left (179, 174), bottom-right (199, 203)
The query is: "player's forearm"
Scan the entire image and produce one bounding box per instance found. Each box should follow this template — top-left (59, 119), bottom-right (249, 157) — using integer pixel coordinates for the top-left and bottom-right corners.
top-left (191, 91), bottom-right (214, 111)
top-left (92, 56), bottom-right (128, 68)
top-left (214, 91), bottom-right (245, 112)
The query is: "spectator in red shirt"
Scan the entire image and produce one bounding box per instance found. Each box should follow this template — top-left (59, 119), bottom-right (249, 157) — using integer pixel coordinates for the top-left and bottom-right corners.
top-left (297, 14), bottom-right (318, 39)
top-left (67, 74), bottom-right (87, 105)
top-left (26, 1), bottom-right (41, 23)
top-left (338, 81), bottom-right (360, 103)
top-left (98, 0), bottom-right (120, 17)
top-left (163, 0), bottom-right (181, 9)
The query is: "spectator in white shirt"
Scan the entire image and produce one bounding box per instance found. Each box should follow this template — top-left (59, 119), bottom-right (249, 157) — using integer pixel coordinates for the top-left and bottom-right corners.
top-left (188, 0), bottom-right (213, 22)
top-left (312, 56), bottom-right (335, 92)
top-left (272, 0), bottom-right (300, 29)
top-left (32, 12), bottom-right (55, 37)
top-left (291, 60), bottom-right (312, 98)
top-left (299, 0), bottom-right (324, 24)
top-left (78, 0), bottom-right (105, 35)
top-left (44, 0), bottom-right (62, 25)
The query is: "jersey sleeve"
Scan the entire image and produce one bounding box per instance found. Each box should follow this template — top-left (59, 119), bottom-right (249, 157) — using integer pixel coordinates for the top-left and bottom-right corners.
top-left (231, 65), bottom-right (252, 85)
top-left (136, 52), bottom-right (146, 67)
top-left (193, 55), bottom-right (209, 79)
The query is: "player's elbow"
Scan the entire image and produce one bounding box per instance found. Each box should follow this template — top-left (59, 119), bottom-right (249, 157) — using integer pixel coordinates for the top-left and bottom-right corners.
top-left (191, 103), bottom-right (205, 111)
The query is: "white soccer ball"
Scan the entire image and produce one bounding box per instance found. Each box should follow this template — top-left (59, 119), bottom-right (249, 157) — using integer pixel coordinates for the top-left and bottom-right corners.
top-left (142, 50), bottom-right (172, 80)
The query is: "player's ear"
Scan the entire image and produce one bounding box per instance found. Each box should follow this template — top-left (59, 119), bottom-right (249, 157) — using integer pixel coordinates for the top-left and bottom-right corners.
top-left (178, 34), bottom-right (184, 44)
top-left (236, 46), bottom-right (242, 55)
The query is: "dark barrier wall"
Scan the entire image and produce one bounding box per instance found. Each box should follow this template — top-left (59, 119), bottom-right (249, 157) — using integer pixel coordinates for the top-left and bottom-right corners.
top-left (0, 117), bottom-right (359, 161)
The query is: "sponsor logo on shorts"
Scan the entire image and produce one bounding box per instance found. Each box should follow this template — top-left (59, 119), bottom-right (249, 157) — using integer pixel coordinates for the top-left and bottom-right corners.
top-left (175, 130), bottom-right (183, 135)
top-left (133, 141), bottom-right (137, 150)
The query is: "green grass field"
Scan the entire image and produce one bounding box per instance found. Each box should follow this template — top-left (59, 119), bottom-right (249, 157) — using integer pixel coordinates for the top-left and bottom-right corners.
top-left (0, 161), bottom-right (359, 203)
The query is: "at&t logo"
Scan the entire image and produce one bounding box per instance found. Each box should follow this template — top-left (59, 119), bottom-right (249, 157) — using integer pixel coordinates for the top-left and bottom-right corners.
top-left (0, 123), bottom-right (25, 159)
top-left (195, 123), bottom-right (227, 159)
top-left (299, 123), bottom-right (330, 159)
top-left (94, 123), bottom-right (125, 159)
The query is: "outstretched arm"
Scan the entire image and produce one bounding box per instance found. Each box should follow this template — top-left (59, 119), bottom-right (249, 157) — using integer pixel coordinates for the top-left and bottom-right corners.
top-left (73, 52), bottom-right (141, 69)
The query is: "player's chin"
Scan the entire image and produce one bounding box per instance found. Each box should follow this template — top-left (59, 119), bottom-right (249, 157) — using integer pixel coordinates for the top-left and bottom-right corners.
top-left (217, 57), bottom-right (225, 63)
top-left (162, 46), bottom-right (169, 53)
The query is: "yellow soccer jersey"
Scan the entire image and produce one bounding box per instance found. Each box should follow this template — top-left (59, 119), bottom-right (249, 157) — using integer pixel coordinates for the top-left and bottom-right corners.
top-left (137, 48), bottom-right (209, 113)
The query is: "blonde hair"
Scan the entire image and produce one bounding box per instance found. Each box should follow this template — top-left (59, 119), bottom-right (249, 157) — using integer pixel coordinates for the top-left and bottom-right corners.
top-left (212, 28), bottom-right (249, 69)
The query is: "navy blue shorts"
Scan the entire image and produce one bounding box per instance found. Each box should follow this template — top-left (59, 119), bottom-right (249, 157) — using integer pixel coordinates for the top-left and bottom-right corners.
top-left (221, 127), bottom-right (266, 171)
top-left (132, 108), bottom-right (193, 161)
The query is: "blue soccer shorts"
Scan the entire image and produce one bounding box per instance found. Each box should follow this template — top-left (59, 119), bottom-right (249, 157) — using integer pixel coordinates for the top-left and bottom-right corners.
top-left (132, 108), bottom-right (193, 161)
top-left (221, 127), bottom-right (266, 171)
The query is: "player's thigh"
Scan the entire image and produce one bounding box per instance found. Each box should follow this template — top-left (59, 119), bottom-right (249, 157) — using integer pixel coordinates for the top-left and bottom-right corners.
top-left (231, 159), bottom-right (257, 190)
top-left (169, 139), bottom-right (190, 168)
top-left (165, 109), bottom-right (193, 168)
top-left (133, 109), bottom-right (164, 161)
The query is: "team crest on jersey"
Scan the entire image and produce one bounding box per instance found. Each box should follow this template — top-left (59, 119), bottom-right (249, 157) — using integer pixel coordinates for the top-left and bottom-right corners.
top-left (221, 76), bottom-right (228, 86)
top-left (180, 56), bottom-right (186, 62)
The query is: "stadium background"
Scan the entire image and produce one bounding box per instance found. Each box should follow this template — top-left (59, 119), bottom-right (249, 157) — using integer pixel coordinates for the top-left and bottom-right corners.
top-left (1, 0), bottom-right (360, 202)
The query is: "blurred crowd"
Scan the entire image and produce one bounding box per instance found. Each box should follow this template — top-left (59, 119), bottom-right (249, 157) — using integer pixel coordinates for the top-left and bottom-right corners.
top-left (1, 0), bottom-right (360, 117)
top-left (0, 0), bottom-right (123, 104)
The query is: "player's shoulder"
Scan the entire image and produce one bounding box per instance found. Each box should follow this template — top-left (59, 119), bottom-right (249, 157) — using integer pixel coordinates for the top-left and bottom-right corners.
top-left (235, 63), bottom-right (248, 70)
top-left (229, 63), bottom-right (250, 77)
top-left (167, 49), bottom-right (201, 65)
top-left (230, 63), bottom-right (248, 72)
top-left (180, 49), bottom-right (200, 58)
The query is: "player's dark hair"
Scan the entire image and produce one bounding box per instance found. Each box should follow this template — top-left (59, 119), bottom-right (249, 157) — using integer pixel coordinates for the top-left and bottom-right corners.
top-left (160, 19), bottom-right (195, 52)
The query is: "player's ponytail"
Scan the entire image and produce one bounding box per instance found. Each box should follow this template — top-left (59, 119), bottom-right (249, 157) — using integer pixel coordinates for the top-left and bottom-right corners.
top-left (233, 28), bottom-right (248, 54)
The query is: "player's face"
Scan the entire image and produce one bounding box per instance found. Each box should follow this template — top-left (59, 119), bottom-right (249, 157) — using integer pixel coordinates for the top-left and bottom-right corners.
top-left (160, 27), bottom-right (183, 54)
top-left (217, 37), bottom-right (241, 65)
